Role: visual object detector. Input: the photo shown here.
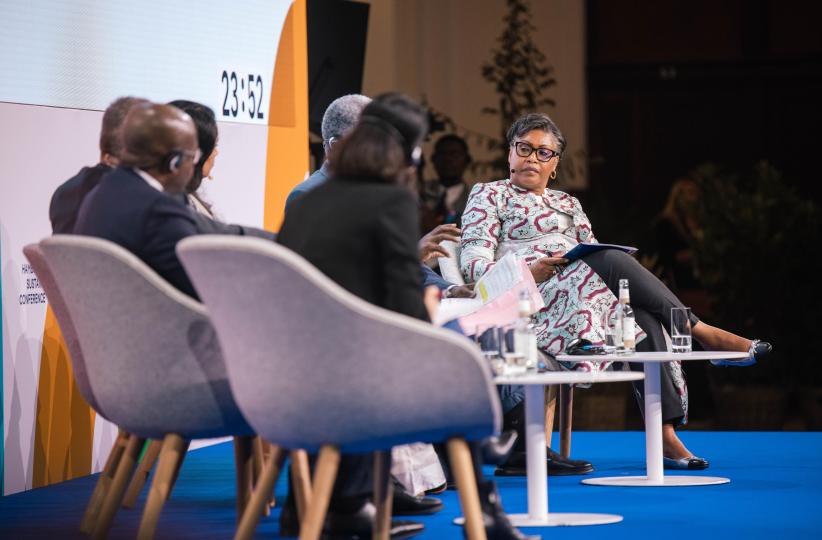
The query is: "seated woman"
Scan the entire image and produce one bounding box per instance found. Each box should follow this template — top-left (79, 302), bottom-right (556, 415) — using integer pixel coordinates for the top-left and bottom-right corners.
top-left (168, 99), bottom-right (219, 217)
top-left (460, 112), bottom-right (771, 469)
top-left (278, 93), bottom-right (531, 540)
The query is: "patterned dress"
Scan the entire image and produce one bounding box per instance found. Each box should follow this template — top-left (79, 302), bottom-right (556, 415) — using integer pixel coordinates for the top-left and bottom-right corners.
top-left (460, 179), bottom-right (644, 372)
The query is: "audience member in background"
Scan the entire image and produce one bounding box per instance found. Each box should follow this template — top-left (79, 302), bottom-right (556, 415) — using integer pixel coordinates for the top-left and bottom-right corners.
top-left (278, 92), bottom-right (532, 540)
top-left (419, 134), bottom-right (473, 234)
top-left (645, 177), bottom-right (712, 315)
top-left (74, 102), bottom-right (273, 299)
top-left (168, 99), bottom-right (220, 218)
top-left (285, 94), bottom-right (472, 299)
top-left (50, 96), bottom-right (149, 234)
top-left (461, 112), bottom-right (772, 471)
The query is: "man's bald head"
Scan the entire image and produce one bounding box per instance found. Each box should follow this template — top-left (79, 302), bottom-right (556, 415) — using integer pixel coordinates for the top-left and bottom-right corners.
top-left (120, 103), bottom-right (199, 192)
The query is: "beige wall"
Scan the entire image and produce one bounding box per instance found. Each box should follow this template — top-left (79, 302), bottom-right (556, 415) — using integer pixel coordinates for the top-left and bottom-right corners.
top-left (359, 0), bottom-right (587, 189)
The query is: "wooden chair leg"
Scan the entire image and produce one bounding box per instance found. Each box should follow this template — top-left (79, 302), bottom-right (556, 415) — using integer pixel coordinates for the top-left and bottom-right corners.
top-left (251, 436), bottom-right (270, 515)
top-left (559, 383), bottom-right (574, 458)
top-left (372, 450), bottom-right (393, 540)
top-left (298, 445), bottom-right (340, 540)
top-left (290, 449), bottom-right (313, 523)
top-left (165, 440), bottom-right (191, 500)
top-left (544, 385), bottom-right (558, 449)
top-left (136, 434), bottom-right (186, 540)
top-left (234, 435), bottom-right (255, 521)
top-left (91, 434), bottom-right (146, 540)
top-left (81, 429), bottom-right (129, 533)
top-left (268, 445), bottom-right (288, 511)
top-left (447, 438), bottom-right (487, 540)
top-left (233, 445), bottom-right (287, 540)
top-left (122, 439), bottom-right (162, 508)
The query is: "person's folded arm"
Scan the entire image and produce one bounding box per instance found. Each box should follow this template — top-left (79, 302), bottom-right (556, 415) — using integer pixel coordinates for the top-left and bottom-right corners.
top-left (460, 183), bottom-right (501, 283)
top-left (141, 196), bottom-right (202, 299)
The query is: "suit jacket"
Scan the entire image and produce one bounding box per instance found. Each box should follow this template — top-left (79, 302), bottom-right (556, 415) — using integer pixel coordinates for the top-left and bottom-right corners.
top-left (50, 163), bottom-right (112, 234)
top-left (277, 176), bottom-right (428, 321)
top-left (286, 164), bottom-right (451, 291)
top-left (284, 162), bottom-right (330, 212)
top-left (74, 167), bottom-right (274, 299)
top-left (419, 180), bottom-right (470, 234)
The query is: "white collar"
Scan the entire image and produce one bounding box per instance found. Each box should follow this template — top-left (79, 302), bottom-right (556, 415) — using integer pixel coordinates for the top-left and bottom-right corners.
top-left (134, 168), bottom-right (165, 192)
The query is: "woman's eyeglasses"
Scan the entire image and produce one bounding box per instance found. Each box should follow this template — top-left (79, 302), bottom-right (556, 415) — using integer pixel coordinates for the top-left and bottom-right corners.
top-left (512, 141), bottom-right (560, 162)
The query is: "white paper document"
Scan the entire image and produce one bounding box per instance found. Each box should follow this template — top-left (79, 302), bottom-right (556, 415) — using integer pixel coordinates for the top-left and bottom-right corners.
top-left (434, 253), bottom-right (543, 326)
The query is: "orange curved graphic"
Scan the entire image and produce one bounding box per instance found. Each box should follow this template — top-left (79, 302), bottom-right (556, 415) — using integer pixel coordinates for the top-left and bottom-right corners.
top-left (264, 0), bottom-right (309, 232)
top-left (32, 307), bottom-right (94, 487)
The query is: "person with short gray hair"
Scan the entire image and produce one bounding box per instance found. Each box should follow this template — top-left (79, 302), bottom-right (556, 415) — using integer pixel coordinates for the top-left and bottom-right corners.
top-left (321, 93), bottom-right (372, 152)
top-left (284, 94), bottom-right (371, 210)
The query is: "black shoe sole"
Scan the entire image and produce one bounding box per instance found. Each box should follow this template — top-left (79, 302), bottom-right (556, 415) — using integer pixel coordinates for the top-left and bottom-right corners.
top-left (494, 465), bottom-right (594, 477)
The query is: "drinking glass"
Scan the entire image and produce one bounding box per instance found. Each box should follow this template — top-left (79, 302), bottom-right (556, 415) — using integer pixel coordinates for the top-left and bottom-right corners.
top-left (501, 324), bottom-right (527, 375)
top-left (475, 325), bottom-right (506, 375)
top-left (671, 307), bottom-right (693, 353)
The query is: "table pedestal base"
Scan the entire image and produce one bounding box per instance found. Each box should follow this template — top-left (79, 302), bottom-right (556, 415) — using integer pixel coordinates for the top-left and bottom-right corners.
top-left (455, 512), bottom-right (623, 528)
top-left (582, 475), bottom-right (730, 487)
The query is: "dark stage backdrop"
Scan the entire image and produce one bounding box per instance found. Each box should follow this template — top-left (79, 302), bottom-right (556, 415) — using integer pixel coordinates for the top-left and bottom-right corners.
top-left (306, 0), bottom-right (369, 166)
top-left (583, 0), bottom-right (822, 431)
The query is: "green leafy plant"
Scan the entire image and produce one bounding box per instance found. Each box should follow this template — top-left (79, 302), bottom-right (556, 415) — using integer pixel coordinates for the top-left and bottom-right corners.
top-left (480, 0), bottom-right (556, 175)
top-left (692, 162), bottom-right (819, 386)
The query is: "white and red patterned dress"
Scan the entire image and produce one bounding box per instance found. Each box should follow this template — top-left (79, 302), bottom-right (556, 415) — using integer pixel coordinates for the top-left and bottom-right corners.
top-left (459, 179), bottom-right (645, 372)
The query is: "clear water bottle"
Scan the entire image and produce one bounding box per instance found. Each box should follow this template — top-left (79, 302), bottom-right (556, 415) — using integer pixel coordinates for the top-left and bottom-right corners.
top-left (617, 279), bottom-right (636, 355)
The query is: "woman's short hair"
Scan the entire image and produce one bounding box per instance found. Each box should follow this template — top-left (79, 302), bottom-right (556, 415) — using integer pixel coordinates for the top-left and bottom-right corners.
top-left (506, 112), bottom-right (566, 156)
top-left (168, 100), bottom-right (217, 192)
top-left (330, 93), bottom-right (428, 183)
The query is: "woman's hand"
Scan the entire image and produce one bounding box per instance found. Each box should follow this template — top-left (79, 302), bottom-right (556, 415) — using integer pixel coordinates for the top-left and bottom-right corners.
top-left (444, 283), bottom-right (476, 299)
top-left (529, 257), bottom-right (569, 283)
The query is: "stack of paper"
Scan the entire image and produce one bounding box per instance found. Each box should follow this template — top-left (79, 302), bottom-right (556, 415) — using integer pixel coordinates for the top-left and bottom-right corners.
top-left (434, 253), bottom-right (544, 329)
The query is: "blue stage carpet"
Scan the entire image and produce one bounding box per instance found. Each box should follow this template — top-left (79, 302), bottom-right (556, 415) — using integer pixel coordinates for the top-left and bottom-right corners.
top-left (1, 432), bottom-right (820, 539)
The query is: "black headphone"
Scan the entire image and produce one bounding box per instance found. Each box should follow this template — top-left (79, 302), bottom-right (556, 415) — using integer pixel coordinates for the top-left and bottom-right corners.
top-left (360, 115), bottom-right (423, 167)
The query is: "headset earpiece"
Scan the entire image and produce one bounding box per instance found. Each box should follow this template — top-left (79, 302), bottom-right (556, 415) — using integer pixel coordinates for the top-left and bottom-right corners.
top-left (165, 151), bottom-right (183, 173)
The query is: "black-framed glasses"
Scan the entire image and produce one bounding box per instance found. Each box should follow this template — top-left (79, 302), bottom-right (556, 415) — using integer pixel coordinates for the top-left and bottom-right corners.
top-left (512, 141), bottom-right (560, 162)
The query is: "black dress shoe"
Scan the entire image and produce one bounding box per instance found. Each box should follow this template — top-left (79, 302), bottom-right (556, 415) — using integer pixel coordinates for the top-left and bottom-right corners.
top-left (324, 501), bottom-right (423, 540)
top-left (391, 479), bottom-right (444, 515)
top-left (494, 447), bottom-right (594, 476)
top-left (468, 480), bottom-right (538, 540)
top-left (279, 496), bottom-right (426, 538)
top-left (481, 431), bottom-right (519, 465)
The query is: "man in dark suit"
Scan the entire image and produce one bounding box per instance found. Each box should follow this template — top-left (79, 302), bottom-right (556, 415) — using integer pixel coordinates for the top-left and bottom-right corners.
top-left (285, 94), bottom-right (371, 211)
top-left (50, 96), bottom-right (149, 234)
top-left (419, 134), bottom-right (472, 235)
top-left (74, 102), bottom-right (273, 299)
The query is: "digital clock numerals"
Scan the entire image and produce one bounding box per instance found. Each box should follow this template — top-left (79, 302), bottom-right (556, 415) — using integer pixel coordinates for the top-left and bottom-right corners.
top-left (221, 70), bottom-right (265, 120)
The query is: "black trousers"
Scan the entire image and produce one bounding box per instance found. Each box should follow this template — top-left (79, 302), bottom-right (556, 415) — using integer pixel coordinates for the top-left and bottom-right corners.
top-left (582, 249), bottom-right (699, 425)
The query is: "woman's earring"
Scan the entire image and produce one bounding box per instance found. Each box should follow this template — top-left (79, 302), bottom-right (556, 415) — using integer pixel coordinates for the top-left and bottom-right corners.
top-left (550, 170), bottom-right (557, 180)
